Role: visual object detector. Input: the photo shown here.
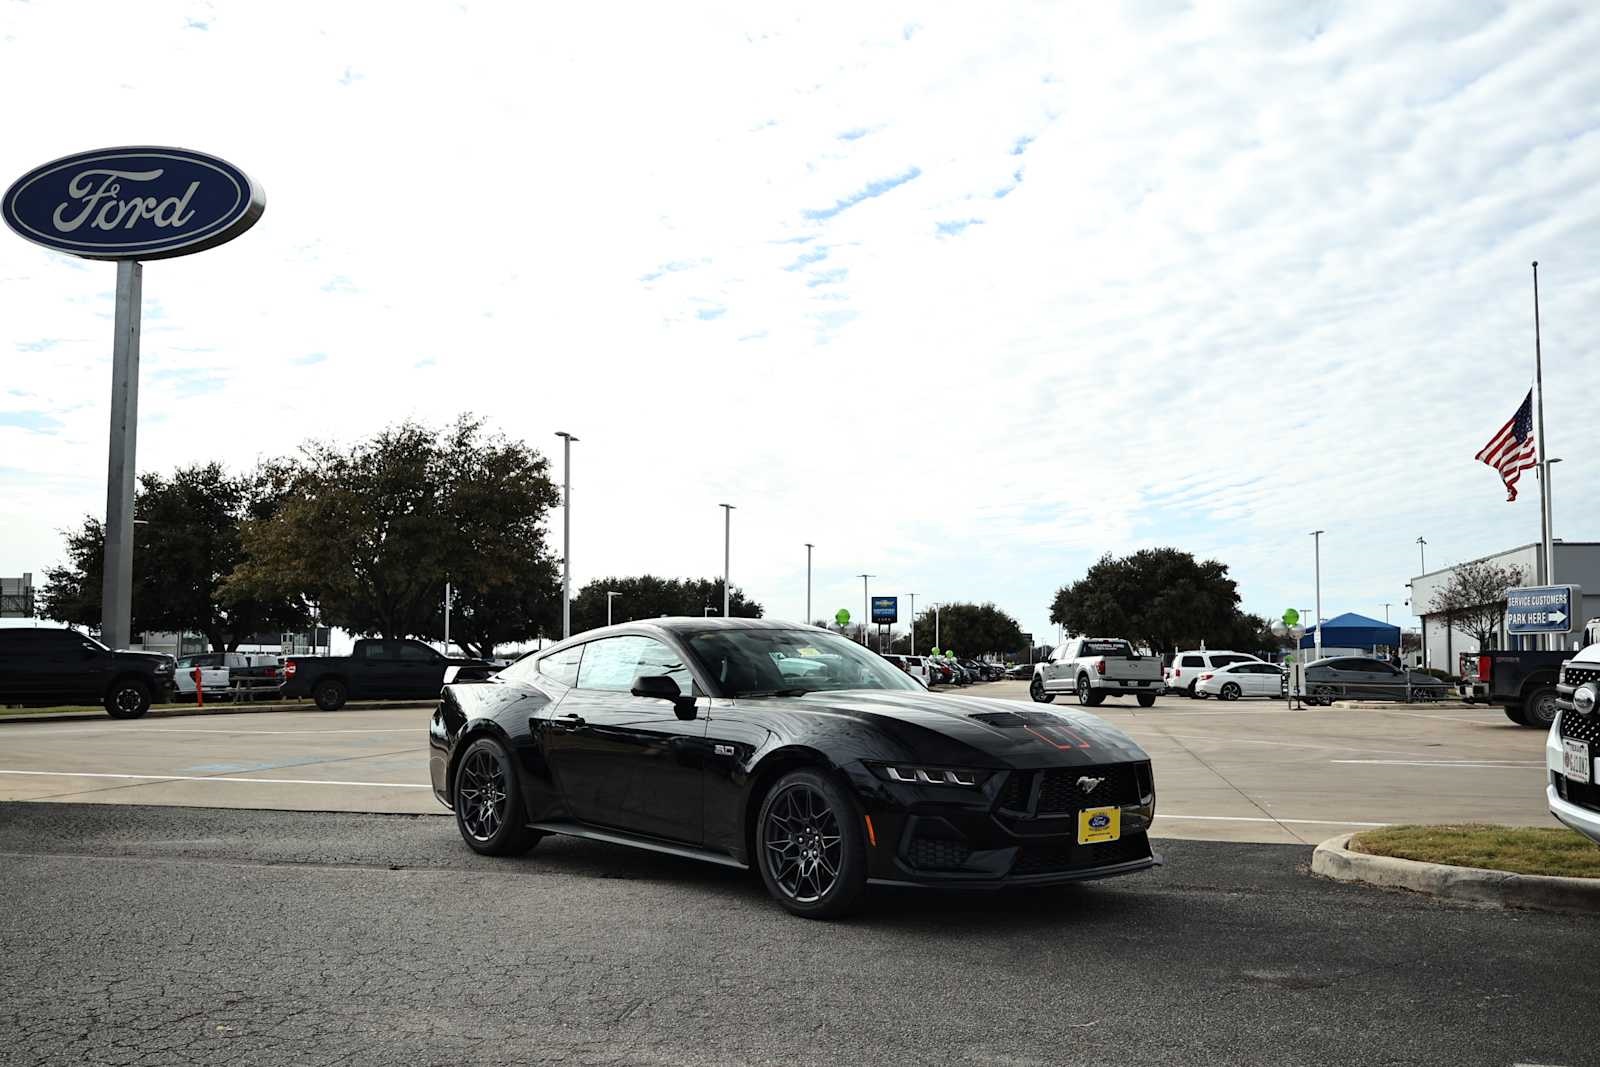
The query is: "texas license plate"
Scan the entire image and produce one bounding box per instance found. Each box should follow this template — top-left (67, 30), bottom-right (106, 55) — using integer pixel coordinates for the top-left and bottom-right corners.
top-left (1563, 739), bottom-right (1591, 783)
top-left (1077, 806), bottom-right (1121, 845)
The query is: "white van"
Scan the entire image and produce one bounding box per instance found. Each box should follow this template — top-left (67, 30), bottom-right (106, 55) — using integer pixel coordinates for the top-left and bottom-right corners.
top-left (1165, 649), bottom-right (1263, 698)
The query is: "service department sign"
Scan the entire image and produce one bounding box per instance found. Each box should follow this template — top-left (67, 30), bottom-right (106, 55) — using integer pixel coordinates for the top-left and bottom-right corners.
top-left (2, 146), bottom-right (264, 260)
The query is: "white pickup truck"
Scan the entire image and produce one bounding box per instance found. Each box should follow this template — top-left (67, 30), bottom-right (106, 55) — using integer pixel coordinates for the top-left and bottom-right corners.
top-left (1030, 637), bottom-right (1162, 707)
top-left (174, 652), bottom-right (282, 701)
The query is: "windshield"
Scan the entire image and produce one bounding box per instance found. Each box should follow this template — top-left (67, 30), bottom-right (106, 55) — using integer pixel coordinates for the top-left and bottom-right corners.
top-left (1082, 640), bottom-right (1134, 657)
top-left (687, 628), bottom-right (922, 697)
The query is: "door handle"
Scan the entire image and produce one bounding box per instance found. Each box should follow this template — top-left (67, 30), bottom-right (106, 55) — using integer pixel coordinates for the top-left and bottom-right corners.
top-left (550, 712), bottom-right (585, 732)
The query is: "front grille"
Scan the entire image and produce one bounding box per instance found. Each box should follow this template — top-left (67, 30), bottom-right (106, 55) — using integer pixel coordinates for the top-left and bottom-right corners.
top-left (997, 772), bottom-right (1031, 810)
top-left (1560, 712), bottom-right (1600, 745)
top-left (1563, 665), bottom-right (1600, 687)
top-left (906, 837), bottom-right (973, 870)
top-left (1036, 763), bottom-right (1145, 814)
top-left (1555, 769), bottom-right (1600, 812)
top-left (1011, 832), bottom-right (1151, 875)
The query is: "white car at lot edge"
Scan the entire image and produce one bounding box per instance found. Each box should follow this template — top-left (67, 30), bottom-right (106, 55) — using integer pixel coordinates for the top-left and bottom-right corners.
top-left (1193, 661), bottom-right (1286, 701)
top-left (1550, 642), bottom-right (1600, 845)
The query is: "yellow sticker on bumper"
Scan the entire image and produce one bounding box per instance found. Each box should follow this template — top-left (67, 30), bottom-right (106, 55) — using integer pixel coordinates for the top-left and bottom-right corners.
top-left (1078, 805), bottom-right (1121, 845)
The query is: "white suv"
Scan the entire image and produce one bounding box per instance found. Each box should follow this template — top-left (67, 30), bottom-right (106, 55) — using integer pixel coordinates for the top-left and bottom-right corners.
top-left (1165, 650), bottom-right (1263, 698)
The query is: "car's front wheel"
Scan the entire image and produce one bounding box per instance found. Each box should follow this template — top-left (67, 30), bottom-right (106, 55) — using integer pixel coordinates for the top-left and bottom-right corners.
top-left (1029, 676), bottom-right (1054, 704)
top-left (105, 678), bottom-right (151, 719)
top-left (756, 769), bottom-right (867, 919)
top-left (454, 737), bottom-right (540, 856)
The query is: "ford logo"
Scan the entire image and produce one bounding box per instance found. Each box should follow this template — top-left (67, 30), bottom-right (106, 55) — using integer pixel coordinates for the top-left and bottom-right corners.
top-left (1089, 813), bottom-right (1110, 830)
top-left (3, 146), bottom-right (264, 261)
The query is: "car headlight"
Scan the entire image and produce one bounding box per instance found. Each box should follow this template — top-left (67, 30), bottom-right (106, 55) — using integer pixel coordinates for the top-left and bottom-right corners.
top-left (1574, 683), bottom-right (1597, 716)
top-left (866, 763), bottom-right (990, 787)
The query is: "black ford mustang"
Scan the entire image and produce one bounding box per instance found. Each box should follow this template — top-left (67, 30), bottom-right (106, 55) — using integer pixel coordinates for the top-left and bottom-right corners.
top-left (429, 618), bottom-right (1159, 918)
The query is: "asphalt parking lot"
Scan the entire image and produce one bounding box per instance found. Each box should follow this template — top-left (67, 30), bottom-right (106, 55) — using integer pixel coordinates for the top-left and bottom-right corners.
top-left (1, 802), bottom-right (1591, 1066)
top-left (0, 682), bottom-right (1555, 843)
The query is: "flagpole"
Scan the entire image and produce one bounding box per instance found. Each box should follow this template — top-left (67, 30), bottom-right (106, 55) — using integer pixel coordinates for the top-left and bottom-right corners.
top-left (1533, 261), bottom-right (1554, 648)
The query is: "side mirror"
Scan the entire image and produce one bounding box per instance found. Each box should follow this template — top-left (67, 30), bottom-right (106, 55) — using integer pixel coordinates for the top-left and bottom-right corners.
top-left (631, 673), bottom-right (697, 721)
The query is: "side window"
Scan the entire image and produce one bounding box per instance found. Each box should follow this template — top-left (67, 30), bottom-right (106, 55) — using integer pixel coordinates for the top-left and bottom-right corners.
top-left (634, 637), bottom-right (695, 697)
top-left (360, 642), bottom-right (393, 661)
top-left (397, 643), bottom-right (438, 662)
top-left (576, 636), bottom-right (651, 692)
top-left (1212, 655), bottom-right (1250, 667)
top-left (1181, 655), bottom-right (1204, 668)
top-left (532, 645), bottom-right (583, 687)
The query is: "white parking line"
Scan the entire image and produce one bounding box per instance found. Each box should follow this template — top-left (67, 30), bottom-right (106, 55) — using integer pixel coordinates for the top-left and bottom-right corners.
top-left (1152, 825), bottom-right (1388, 831)
top-left (0, 769), bottom-right (430, 789)
top-left (1330, 759), bottom-right (1544, 768)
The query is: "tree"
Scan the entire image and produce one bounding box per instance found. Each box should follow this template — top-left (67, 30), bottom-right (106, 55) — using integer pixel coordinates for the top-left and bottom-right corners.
top-left (1048, 548), bottom-right (1253, 655)
top-left (37, 464), bottom-right (306, 650)
top-left (908, 602), bottom-right (1025, 658)
top-left (570, 576), bottom-right (762, 633)
top-left (228, 416), bottom-right (560, 650)
top-left (1428, 560), bottom-right (1525, 652)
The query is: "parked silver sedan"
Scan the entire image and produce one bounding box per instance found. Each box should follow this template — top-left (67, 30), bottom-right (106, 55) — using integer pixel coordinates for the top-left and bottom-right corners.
top-left (1302, 657), bottom-right (1447, 704)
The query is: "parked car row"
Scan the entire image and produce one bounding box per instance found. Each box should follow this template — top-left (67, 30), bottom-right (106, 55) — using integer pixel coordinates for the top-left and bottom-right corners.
top-left (173, 651), bottom-right (283, 700)
top-left (882, 653), bottom-right (1008, 687)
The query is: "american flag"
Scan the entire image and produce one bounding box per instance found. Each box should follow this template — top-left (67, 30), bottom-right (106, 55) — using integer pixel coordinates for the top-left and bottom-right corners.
top-left (1474, 389), bottom-right (1537, 501)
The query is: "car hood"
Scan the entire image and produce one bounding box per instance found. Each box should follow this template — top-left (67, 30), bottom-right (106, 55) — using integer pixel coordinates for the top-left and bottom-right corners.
top-left (114, 650), bottom-right (173, 666)
top-left (738, 689), bottom-right (1148, 768)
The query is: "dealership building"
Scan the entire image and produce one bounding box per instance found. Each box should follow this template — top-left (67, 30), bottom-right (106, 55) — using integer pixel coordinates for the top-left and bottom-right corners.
top-left (1409, 540), bottom-right (1600, 672)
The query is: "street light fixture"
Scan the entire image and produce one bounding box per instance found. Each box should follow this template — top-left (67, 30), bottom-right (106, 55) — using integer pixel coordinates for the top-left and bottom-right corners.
top-left (720, 504), bottom-right (735, 618)
top-left (555, 431), bottom-right (578, 638)
top-left (606, 590), bottom-right (620, 627)
top-left (1310, 530), bottom-right (1325, 661)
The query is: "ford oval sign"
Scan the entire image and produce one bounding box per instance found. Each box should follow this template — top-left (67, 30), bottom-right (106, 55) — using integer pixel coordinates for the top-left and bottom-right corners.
top-left (2, 146), bottom-right (264, 261)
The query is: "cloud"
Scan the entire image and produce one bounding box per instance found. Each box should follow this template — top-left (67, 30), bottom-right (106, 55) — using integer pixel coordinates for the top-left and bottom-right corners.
top-left (935, 218), bottom-right (983, 236)
top-left (293, 352), bottom-right (328, 366)
top-left (0, 412), bottom-right (62, 433)
top-left (695, 306), bottom-right (726, 320)
top-left (805, 268), bottom-right (848, 287)
top-left (801, 166), bottom-right (923, 221)
top-left (837, 128), bottom-right (869, 141)
top-left (782, 247), bottom-right (829, 271)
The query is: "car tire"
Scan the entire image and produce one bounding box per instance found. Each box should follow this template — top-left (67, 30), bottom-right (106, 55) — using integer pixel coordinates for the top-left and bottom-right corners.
top-left (1310, 684), bottom-right (1337, 707)
top-left (1136, 693), bottom-right (1156, 708)
top-left (1186, 681), bottom-right (1199, 699)
top-left (1029, 676), bottom-right (1055, 704)
top-left (756, 768), bottom-right (868, 920)
top-left (313, 679), bottom-right (347, 711)
top-left (1220, 683), bottom-right (1241, 702)
top-left (453, 736), bottom-right (541, 856)
top-left (104, 678), bottom-right (151, 719)
top-left (1522, 687), bottom-right (1560, 730)
top-left (1076, 676), bottom-right (1105, 707)
top-left (1504, 705), bottom-right (1528, 726)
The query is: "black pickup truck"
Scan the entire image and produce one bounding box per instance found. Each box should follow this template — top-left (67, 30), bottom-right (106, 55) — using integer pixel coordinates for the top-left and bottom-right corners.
top-left (1459, 649), bottom-right (1573, 728)
top-left (0, 626), bottom-right (175, 718)
top-left (281, 638), bottom-right (494, 711)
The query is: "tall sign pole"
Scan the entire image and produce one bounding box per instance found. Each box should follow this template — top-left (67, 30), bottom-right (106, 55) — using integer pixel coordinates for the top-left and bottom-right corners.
top-left (1310, 530), bottom-right (1325, 662)
top-left (858, 574), bottom-right (873, 646)
top-left (1533, 262), bottom-right (1555, 648)
top-left (555, 431), bottom-right (577, 637)
top-left (804, 543), bottom-right (814, 624)
top-left (908, 593), bottom-right (917, 655)
top-left (4, 147), bottom-right (265, 650)
top-left (721, 504), bottom-right (735, 618)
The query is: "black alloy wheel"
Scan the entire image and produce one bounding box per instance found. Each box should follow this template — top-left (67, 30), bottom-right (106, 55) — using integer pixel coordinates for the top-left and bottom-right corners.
top-left (1310, 684), bottom-right (1337, 706)
top-left (757, 769), bottom-right (866, 919)
top-left (313, 679), bottom-right (347, 711)
top-left (1029, 676), bottom-right (1054, 704)
top-left (1522, 687), bottom-right (1560, 729)
top-left (104, 679), bottom-right (151, 720)
top-left (453, 737), bottom-right (540, 856)
top-left (1220, 682), bottom-right (1241, 702)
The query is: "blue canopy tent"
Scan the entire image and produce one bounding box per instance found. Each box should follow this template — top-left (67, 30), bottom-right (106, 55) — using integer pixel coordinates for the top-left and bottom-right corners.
top-left (1298, 612), bottom-right (1401, 651)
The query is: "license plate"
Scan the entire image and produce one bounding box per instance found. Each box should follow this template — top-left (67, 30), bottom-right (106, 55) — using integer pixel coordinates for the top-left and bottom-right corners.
top-left (1563, 739), bottom-right (1591, 783)
top-left (1077, 806), bottom-right (1121, 845)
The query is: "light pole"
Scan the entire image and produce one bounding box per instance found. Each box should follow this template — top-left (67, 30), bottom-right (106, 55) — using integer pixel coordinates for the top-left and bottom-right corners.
top-left (908, 593), bottom-right (917, 655)
top-left (932, 603), bottom-right (943, 651)
top-left (1382, 602), bottom-right (1391, 623)
top-left (443, 581), bottom-right (452, 654)
top-left (606, 590), bottom-right (620, 627)
top-left (555, 431), bottom-right (578, 638)
top-left (804, 543), bottom-right (814, 624)
top-left (1311, 530), bottom-right (1325, 662)
top-left (858, 574), bottom-right (874, 647)
top-left (1416, 536), bottom-right (1427, 576)
top-left (720, 504), bottom-right (735, 618)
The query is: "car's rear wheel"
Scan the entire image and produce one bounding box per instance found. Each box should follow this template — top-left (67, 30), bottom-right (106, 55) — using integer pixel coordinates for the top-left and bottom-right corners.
top-left (454, 737), bottom-right (540, 856)
top-left (1522, 687), bottom-right (1560, 729)
top-left (1029, 676), bottom-right (1054, 704)
top-left (1136, 693), bottom-right (1157, 708)
top-left (313, 679), bottom-right (347, 711)
top-left (1186, 681), bottom-right (1199, 699)
top-left (1220, 682), bottom-right (1241, 702)
top-left (104, 679), bottom-right (151, 719)
top-left (1310, 684), bottom-right (1337, 706)
top-left (757, 769), bottom-right (867, 919)
top-left (1504, 705), bottom-right (1528, 726)
top-left (1076, 676), bottom-right (1105, 707)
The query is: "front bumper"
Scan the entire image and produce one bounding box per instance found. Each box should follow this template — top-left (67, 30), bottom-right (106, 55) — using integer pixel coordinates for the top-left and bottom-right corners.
top-left (852, 761), bottom-right (1160, 888)
top-left (1548, 711), bottom-right (1600, 845)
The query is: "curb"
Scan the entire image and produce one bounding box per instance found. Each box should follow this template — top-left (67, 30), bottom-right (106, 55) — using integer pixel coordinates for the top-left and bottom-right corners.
top-left (0, 700), bottom-right (437, 726)
top-left (1311, 832), bottom-right (1600, 915)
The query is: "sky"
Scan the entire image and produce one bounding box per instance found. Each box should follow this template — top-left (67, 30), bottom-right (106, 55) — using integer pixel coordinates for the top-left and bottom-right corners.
top-left (3, 1), bottom-right (1600, 649)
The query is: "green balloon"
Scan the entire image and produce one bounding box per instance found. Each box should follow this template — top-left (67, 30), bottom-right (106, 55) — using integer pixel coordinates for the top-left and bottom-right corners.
top-left (1283, 608), bottom-right (1299, 627)
top-left (931, 647), bottom-right (941, 655)
top-left (835, 608), bottom-right (850, 626)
